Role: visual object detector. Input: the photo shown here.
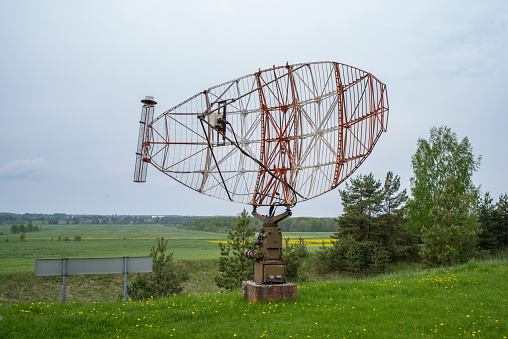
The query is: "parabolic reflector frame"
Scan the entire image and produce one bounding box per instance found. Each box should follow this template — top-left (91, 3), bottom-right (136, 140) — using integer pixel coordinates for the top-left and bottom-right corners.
top-left (134, 61), bottom-right (388, 207)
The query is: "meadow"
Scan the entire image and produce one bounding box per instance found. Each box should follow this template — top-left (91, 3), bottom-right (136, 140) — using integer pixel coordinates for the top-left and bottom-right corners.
top-left (0, 224), bottom-right (226, 273)
top-left (0, 259), bottom-right (506, 338)
top-left (0, 223), bottom-right (333, 273)
top-left (0, 223), bottom-right (333, 302)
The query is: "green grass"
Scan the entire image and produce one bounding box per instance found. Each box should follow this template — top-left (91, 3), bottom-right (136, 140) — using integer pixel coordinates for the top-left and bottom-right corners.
top-left (0, 259), bottom-right (506, 338)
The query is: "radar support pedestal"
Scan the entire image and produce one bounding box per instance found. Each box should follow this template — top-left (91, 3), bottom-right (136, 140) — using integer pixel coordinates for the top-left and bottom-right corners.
top-left (243, 206), bottom-right (297, 302)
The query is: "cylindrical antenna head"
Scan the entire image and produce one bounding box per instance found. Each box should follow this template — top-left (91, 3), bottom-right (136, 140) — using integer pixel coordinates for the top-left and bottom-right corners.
top-left (141, 95), bottom-right (157, 105)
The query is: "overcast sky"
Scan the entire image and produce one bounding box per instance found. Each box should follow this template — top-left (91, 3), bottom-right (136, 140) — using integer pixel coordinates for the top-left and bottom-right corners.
top-left (1, 0), bottom-right (507, 217)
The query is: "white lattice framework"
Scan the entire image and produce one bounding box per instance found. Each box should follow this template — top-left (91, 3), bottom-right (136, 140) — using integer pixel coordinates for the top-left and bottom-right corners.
top-left (135, 61), bottom-right (389, 207)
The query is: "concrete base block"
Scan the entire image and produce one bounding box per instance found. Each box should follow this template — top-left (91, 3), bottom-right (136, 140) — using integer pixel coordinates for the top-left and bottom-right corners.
top-left (242, 280), bottom-right (297, 303)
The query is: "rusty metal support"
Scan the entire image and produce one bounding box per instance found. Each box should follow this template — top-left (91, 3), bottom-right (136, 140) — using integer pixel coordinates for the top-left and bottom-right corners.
top-left (244, 206), bottom-right (292, 284)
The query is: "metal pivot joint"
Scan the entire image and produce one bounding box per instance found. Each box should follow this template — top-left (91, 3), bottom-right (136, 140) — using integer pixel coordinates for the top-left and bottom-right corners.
top-left (245, 206), bottom-right (292, 284)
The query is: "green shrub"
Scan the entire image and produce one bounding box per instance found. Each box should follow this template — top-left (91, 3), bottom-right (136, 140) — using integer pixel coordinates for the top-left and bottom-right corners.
top-left (315, 241), bottom-right (331, 273)
top-left (334, 234), bottom-right (363, 272)
top-left (74, 235), bottom-right (81, 241)
top-left (368, 245), bottom-right (390, 273)
top-left (317, 235), bottom-right (364, 273)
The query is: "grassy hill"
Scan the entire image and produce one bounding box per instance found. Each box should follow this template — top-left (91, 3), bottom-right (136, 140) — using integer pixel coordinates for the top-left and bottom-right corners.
top-left (0, 258), bottom-right (506, 338)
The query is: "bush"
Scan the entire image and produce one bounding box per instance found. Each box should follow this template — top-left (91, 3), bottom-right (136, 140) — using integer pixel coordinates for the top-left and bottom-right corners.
top-left (317, 235), bottom-right (364, 273)
top-left (74, 235), bottom-right (81, 241)
top-left (333, 234), bottom-right (364, 272)
top-left (64, 236), bottom-right (70, 241)
top-left (19, 233), bottom-right (26, 242)
top-left (57, 236), bottom-right (62, 241)
top-left (315, 241), bottom-right (331, 273)
top-left (368, 245), bottom-right (390, 273)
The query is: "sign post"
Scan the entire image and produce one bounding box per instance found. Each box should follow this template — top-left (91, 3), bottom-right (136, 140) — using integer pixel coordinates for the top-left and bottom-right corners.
top-left (124, 257), bottom-right (129, 302)
top-left (62, 258), bottom-right (67, 303)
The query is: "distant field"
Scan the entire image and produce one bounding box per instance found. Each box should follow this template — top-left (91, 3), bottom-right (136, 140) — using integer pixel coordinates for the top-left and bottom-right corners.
top-left (0, 224), bottom-right (333, 273)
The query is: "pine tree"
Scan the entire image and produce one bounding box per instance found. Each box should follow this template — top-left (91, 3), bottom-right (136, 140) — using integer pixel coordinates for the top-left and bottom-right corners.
top-left (382, 171), bottom-right (407, 217)
top-left (477, 192), bottom-right (499, 250)
top-left (330, 172), bottom-right (418, 272)
top-left (494, 193), bottom-right (508, 247)
top-left (335, 173), bottom-right (383, 242)
top-left (215, 209), bottom-right (255, 290)
top-left (332, 173), bottom-right (383, 271)
top-left (379, 171), bottom-right (419, 262)
top-left (127, 237), bottom-right (189, 300)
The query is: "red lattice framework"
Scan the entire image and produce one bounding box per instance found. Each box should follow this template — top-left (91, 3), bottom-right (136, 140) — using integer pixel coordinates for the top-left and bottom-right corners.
top-left (134, 61), bottom-right (389, 207)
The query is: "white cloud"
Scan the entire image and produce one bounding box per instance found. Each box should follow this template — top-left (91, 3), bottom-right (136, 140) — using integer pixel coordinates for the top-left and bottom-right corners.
top-left (0, 159), bottom-right (49, 180)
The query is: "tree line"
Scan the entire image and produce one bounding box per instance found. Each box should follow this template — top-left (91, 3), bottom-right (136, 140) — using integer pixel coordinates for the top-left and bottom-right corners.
top-left (317, 171), bottom-right (419, 273)
top-left (0, 213), bottom-right (206, 226)
top-left (477, 192), bottom-right (508, 250)
top-left (10, 223), bottom-right (41, 234)
top-left (177, 216), bottom-right (338, 233)
top-left (319, 125), bottom-right (507, 273)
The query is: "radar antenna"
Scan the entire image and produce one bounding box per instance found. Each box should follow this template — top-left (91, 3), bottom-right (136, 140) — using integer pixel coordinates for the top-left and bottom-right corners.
top-left (134, 61), bottom-right (389, 286)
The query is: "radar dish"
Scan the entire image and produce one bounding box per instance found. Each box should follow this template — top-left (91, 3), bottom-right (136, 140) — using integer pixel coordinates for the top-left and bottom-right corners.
top-left (135, 61), bottom-right (388, 207)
